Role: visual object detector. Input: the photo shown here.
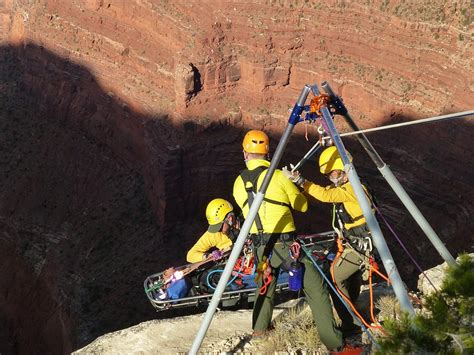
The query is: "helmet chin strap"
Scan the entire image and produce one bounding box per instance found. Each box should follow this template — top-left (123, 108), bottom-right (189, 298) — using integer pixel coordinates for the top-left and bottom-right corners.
top-left (223, 214), bottom-right (237, 230)
top-left (243, 151), bottom-right (249, 163)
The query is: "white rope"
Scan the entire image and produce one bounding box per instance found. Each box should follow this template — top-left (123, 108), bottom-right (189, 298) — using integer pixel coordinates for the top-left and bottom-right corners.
top-left (331, 110), bottom-right (474, 138)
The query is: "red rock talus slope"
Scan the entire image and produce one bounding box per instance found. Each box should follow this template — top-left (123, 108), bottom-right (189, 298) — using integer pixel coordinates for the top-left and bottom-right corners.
top-left (0, 0), bottom-right (473, 352)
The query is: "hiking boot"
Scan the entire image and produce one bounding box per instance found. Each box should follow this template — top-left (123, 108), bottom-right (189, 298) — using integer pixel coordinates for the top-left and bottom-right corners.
top-left (249, 330), bottom-right (270, 347)
top-left (251, 330), bottom-right (267, 340)
top-left (331, 343), bottom-right (365, 355)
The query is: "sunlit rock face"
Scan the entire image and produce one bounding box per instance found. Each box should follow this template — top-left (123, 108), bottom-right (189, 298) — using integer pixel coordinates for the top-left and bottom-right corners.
top-left (0, 0), bottom-right (472, 352)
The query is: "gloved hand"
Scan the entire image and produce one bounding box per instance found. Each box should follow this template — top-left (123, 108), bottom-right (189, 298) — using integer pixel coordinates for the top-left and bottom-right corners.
top-left (282, 165), bottom-right (306, 187)
top-left (211, 250), bottom-right (224, 260)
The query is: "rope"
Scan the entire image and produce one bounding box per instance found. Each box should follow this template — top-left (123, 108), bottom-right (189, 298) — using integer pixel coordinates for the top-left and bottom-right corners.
top-left (330, 243), bottom-right (386, 334)
top-left (374, 205), bottom-right (439, 293)
top-left (323, 110), bottom-right (473, 138)
top-left (368, 265), bottom-right (378, 326)
top-left (206, 256), bottom-right (246, 290)
top-left (368, 258), bottom-right (390, 327)
top-left (299, 243), bottom-right (381, 349)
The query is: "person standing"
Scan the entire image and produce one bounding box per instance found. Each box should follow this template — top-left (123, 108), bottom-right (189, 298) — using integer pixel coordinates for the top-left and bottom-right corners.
top-left (233, 130), bottom-right (345, 351)
top-left (284, 146), bottom-right (376, 337)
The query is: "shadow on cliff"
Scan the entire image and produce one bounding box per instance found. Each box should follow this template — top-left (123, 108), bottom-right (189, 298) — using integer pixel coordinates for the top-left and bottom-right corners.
top-left (0, 42), bottom-right (249, 353)
top-left (0, 42), bottom-right (298, 353)
top-left (0, 42), bottom-right (472, 353)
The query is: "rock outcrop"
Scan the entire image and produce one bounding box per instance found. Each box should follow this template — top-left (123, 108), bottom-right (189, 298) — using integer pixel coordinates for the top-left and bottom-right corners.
top-left (418, 253), bottom-right (474, 296)
top-left (0, 0), bottom-right (472, 352)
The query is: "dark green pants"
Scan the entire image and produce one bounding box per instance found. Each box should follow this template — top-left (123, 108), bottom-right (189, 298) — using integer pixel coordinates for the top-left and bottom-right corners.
top-left (330, 224), bottom-right (372, 333)
top-left (253, 240), bottom-right (343, 350)
top-left (330, 248), bottom-right (364, 333)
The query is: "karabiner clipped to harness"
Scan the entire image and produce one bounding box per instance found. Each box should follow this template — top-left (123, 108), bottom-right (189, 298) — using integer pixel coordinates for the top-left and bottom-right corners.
top-left (288, 242), bottom-right (304, 291)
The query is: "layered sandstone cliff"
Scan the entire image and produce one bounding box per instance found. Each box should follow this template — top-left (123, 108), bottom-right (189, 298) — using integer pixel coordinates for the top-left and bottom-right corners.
top-left (0, 0), bottom-right (472, 352)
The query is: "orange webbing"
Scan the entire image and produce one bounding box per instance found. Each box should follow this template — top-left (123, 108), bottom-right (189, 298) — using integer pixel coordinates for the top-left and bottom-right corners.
top-left (368, 260), bottom-right (388, 335)
top-left (330, 243), bottom-right (385, 332)
top-left (255, 257), bottom-right (273, 295)
top-left (259, 273), bottom-right (273, 295)
top-left (370, 259), bottom-right (390, 283)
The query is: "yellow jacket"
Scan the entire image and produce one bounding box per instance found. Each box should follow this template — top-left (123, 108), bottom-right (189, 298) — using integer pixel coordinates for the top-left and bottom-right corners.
top-left (186, 231), bottom-right (233, 263)
top-left (233, 159), bottom-right (308, 234)
top-left (303, 180), bottom-right (371, 230)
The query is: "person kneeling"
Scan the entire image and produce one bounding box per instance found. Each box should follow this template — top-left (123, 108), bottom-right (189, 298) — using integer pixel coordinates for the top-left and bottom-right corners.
top-left (187, 198), bottom-right (240, 263)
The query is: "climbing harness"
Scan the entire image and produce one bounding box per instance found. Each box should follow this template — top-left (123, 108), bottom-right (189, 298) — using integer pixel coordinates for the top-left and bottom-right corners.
top-left (240, 166), bottom-right (295, 296)
top-left (240, 166), bottom-right (292, 266)
top-left (240, 166), bottom-right (291, 211)
top-left (335, 203), bottom-right (365, 226)
top-left (332, 183), bottom-right (374, 227)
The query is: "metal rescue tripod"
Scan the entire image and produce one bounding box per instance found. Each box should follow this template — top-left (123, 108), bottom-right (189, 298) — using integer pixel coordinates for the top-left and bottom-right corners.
top-left (189, 83), bottom-right (460, 353)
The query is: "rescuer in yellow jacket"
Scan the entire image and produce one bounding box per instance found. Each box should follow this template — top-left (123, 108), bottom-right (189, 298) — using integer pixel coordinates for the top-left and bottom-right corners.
top-left (283, 146), bottom-right (375, 337)
top-left (186, 198), bottom-right (239, 263)
top-left (233, 160), bottom-right (308, 234)
top-left (233, 130), bottom-right (344, 351)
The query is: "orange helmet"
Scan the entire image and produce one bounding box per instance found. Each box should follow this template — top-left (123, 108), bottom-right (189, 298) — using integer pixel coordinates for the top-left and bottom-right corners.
top-left (242, 130), bottom-right (269, 154)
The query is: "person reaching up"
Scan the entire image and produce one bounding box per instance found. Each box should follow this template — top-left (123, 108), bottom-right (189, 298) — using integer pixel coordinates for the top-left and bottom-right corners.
top-left (283, 146), bottom-right (377, 338)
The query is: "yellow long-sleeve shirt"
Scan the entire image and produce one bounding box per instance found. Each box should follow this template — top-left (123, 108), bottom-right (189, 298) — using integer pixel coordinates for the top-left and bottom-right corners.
top-left (233, 159), bottom-right (308, 234)
top-left (303, 180), bottom-right (371, 230)
top-left (186, 231), bottom-right (233, 263)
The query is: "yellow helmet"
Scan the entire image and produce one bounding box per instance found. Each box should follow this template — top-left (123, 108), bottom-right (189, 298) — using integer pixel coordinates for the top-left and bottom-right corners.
top-left (242, 130), bottom-right (269, 154)
top-left (206, 198), bottom-right (233, 232)
top-left (319, 146), bottom-right (351, 174)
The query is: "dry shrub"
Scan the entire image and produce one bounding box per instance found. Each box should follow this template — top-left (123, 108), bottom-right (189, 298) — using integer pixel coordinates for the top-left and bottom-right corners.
top-left (266, 303), bottom-right (322, 352)
top-left (375, 295), bottom-right (401, 322)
